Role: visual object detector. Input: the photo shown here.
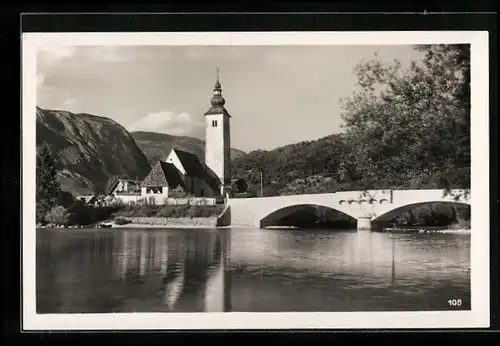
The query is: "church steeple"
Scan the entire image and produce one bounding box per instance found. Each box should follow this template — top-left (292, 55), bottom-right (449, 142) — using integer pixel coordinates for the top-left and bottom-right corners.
top-left (205, 67), bottom-right (229, 116)
top-left (204, 66), bottom-right (232, 196)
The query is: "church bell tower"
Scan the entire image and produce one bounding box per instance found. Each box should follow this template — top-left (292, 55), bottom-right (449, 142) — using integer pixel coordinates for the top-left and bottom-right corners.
top-left (204, 68), bottom-right (231, 195)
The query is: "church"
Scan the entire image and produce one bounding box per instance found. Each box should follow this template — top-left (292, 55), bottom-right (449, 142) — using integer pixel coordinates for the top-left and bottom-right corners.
top-left (138, 70), bottom-right (232, 204)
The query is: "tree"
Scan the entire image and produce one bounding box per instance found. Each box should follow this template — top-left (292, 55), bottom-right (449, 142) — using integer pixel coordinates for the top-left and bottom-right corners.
top-left (36, 143), bottom-right (63, 222)
top-left (232, 178), bottom-right (248, 194)
top-left (36, 143), bottom-right (61, 203)
top-left (58, 190), bottom-right (75, 208)
top-left (340, 44), bottom-right (470, 193)
top-left (45, 205), bottom-right (70, 226)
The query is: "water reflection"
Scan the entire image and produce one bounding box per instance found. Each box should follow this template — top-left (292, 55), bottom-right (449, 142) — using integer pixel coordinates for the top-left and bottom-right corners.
top-left (36, 228), bottom-right (470, 313)
top-left (37, 229), bottom-right (231, 313)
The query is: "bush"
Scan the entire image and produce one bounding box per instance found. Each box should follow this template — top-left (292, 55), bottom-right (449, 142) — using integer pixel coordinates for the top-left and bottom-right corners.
top-left (157, 205), bottom-right (176, 217)
top-left (169, 186), bottom-right (189, 198)
top-left (36, 200), bottom-right (51, 224)
top-left (114, 217), bottom-right (131, 225)
top-left (390, 203), bottom-right (471, 227)
top-left (115, 204), bottom-right (161, 217)
top-left (66, 202), bottom-right (119, 226)
top-left (171, 204), bottom-right (190, 217)
top-left (45, 205), bottom-right (70, 226)
top-left (155, 204), bottom-right (225, 218)
top-left (451, 219), bottom-right (471, 230)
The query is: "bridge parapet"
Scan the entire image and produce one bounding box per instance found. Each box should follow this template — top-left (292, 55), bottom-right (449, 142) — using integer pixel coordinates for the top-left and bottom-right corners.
top-left (227, 189), bottom-right (470, 230)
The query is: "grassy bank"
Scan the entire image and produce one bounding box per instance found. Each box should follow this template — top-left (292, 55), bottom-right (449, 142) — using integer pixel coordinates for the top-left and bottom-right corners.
top-left (111, 204), bottom-right (226, 228)
top-left (114, 204), bottom-right (224, 219)
top-left (37, 202), bottom-right (226, 228)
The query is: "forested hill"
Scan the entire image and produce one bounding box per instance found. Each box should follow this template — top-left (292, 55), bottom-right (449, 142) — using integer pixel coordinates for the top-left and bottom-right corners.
top-left (231, 134), bottom-right (351, 197)
top-left (231, 44), bottom-right (471, 198)
top-left (132, 131), bottom-right (246, 165)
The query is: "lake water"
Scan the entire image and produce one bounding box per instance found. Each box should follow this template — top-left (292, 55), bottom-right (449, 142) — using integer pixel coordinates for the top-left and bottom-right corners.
top-left (36, 227), bottom-right (471, 313)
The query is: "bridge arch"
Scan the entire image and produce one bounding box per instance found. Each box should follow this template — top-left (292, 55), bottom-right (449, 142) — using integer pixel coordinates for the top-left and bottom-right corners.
top-left (259, 203), bottom-right (357, 229)
top-left (372, 200), bottom-right (471, 224)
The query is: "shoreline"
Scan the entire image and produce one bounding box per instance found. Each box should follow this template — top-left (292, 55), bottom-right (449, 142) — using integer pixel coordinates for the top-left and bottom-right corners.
top-left (111, 222), bottom-right (220, 229)
top-left (378, 228), bottom-right (471, 234)
top-left (38, 222), bottom-right (472, 234)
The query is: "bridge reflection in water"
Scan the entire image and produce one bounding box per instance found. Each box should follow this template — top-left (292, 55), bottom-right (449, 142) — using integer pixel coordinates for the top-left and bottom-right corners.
top-left (36, 227), bottom-right (470, 313)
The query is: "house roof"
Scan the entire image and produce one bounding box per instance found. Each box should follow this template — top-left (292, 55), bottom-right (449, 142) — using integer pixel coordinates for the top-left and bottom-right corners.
top-left (121, 179), bottom-right (139, 185)
top-left (106, 178), bottom-right (140, 195)
top-left (106, 180), bottom-right (120, 195)
top-left (77, 195), bottom-right (96, 203)
top-left (141, 161), bottom-right (185, 188)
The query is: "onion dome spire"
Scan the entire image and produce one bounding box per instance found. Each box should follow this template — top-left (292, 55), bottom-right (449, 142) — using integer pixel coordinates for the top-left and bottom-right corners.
top-left (210, 67), bottom-right (225, 107)
top-left (205, 67), bottom-right (230, 116)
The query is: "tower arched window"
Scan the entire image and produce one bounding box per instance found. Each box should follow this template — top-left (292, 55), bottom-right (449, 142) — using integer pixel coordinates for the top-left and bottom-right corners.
top-left (212, 120), bottom-right (218, 127)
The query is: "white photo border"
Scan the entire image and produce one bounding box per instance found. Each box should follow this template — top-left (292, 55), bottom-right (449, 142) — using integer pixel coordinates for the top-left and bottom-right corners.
top-left (22, 31), bottom-right (490, 330)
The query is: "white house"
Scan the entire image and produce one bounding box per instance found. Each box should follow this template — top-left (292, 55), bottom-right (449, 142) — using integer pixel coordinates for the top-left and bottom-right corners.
top-left (108, 178), bottom-right (141, 204)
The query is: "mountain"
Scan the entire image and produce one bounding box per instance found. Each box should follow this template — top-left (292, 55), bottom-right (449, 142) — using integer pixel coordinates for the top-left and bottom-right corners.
top-left (36, 107), bottom-right (151, 195)
top-left (131, 131), bottom-right (246, 165)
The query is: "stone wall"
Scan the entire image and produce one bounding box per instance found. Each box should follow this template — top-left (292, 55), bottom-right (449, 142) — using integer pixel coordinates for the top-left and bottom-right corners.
top-left (164, 197), bottom-right (216, 206)
top-left (114, 193), bottom-right (142, 204)
top-left (127, 216), bottom-right (218, 227)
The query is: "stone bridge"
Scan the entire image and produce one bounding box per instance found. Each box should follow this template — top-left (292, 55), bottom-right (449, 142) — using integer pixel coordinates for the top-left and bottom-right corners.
top-left (227, 189), bottom-right (470, 230)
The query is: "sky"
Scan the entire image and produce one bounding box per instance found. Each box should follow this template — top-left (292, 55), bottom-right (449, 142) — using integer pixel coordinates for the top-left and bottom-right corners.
top-left (37, 45), bottom-right (424, 152)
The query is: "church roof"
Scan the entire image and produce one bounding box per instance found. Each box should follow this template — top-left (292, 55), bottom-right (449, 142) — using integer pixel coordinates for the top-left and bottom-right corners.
top-left (141, 161), bottom-right (185, 188)
top-left (204, 105), bottom-right (231, 116)
top-left (202, 165), bottom-right (223, 191)
top-left (172, 149), bottom-right (206, 177)
top-left (172, 149), bottom-right (222, 191)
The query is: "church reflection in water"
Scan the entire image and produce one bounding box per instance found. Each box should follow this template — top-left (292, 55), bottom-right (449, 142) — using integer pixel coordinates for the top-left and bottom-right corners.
top-left (36, 227), bottom-right (470, 313)
top-left (117, 229), bottom-right (232, 313)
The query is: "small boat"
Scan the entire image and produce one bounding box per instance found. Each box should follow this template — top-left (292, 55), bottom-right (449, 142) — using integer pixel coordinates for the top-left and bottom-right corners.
top-left (99, 223), bottom-right (113, 228)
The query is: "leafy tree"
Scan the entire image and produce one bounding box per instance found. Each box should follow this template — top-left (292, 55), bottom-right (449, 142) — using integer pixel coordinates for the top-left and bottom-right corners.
top-left (67, 200), bottom-right (92, 226)
top-left (339, 44), bottom-right (470, 193)
top-left (58, 190), bottom-right (75, 208)
top-left (232, 178), bottom-right (248, 194)
top-left (45, 205), bottom-right (70, 226)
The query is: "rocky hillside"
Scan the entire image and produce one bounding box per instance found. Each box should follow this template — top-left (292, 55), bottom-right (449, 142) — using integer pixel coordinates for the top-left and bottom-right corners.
top-left (131, 131), bottom-right (246, 165)
top-left (36, 107), bottom-right (151, 195)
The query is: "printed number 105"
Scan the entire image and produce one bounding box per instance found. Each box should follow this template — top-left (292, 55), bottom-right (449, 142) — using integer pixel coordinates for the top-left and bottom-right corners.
top-left (448, 299), bottom-right (462, 307)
